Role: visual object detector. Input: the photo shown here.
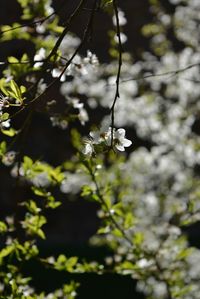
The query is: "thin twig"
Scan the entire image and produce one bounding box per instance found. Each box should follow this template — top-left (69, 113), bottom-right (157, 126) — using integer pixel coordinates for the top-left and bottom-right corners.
top-left (45, 0), bottom-right (87, 63)
top-left (24, 0), bottom-right (88, 104)
top-left (57, 0), bottom-right (98, 80)
top-left (0, 0), bottom-right (98, 124)
top-left (86, 162), bottom-right (133, 247)
top-left (29, 0), bottom-right (98, 105)
top-left (119, 62), bottom-right (200, 84)
top-left (0, 0), bottom-right (67, 35)
top-left (110, 0), bottom-right (123, 146)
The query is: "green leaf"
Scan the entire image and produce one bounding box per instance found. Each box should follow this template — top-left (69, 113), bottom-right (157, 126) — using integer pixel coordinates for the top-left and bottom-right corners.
top-left (0, 141), bottom-right (7, 157)
top-left (0, 221), bottom-right (7, 233)
top-left (0, 245), bottom-right (14, 263)
top-left (8, 56), bottom-right (19, 64)
top-left (24, 200), bottom-right (41, 214)
top-left (104, 196), bottom-right (111, 209)
top-left (57, 254), bottom-right (67, 264)
top-left (31, 186), bottom-right (47, 197)
top-left (112, 228), bottom-right (123, 237)
top-left (37, 229), bottom-right (46, 239)
top-left (0, 84), bottom-right (9, 96)
top-left (124, 212), bottom-right (135, 229)
top-left (81, 185), bottom-right (93, 197)
top-left (133, 232), bottom-right (144, 246)
top-left (0, 112), bottom-right (9, 122)
top-left (97, 226), bottom-right (110, 234)
top-left (46, 201), bottom-right (61, 209)
top-left (23, 156), bottom-right (33, 172)
top-left (20, 85), bottom-right (26, 94)
top-left (1, 128), bottom-right (18, 137)
top-left (10, 79), bottom-right (21, 98)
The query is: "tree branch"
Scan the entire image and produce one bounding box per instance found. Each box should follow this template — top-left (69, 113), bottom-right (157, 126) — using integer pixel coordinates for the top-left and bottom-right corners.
top-left (110, 0), bottom-right (123, 146)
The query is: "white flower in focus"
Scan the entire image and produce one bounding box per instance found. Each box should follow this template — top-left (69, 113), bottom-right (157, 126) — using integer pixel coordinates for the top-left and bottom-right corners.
top-left (100, 127), bottom-right (132, 151)
top-left (89, 130), bottom-right (102, 144)
top-left (89, 125), bottom-right (111, 145)
top-left (114, 128), bottom-right (132, 151)
top-left (82, 126), bottom-right (132, 157)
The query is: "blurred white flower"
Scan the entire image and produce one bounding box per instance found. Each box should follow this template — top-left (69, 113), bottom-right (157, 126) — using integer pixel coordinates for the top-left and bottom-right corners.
top-left (34, 48), bottom-right (46, 68)
top-left (78, 108), bottom-right (89, 125)
top-left (2, 151), bottom-right (16, 166)
top-left (52, 68), bottom-right (66, 82)
top-left (31, 172), bottom-right (50, 188)
top-left (112, 9), bottom-right (127, 26)
top-left (82, 141), bottom-right (94, 157)
top-left (114, 32), bottom-right (127, 44)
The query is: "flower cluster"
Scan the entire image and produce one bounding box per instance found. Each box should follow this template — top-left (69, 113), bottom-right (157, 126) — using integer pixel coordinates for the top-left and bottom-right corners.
top-left (83, 126), bottom-right (132, 157)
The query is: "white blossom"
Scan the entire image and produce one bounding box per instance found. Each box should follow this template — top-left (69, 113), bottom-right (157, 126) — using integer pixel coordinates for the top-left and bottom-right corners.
top-left (82, 141), bottom-right (94, 157)
top-left (33, 48), bottom-right (46, 68)
top-left (52, 68), bottom-right (66, 82)
top-left (31, 172), bottom-right (50, 188)
top-left (2, 151), bottom-right (16, 166)
top-left (114, 128), bottom-right (132, 151)
top-left (112, 9), bottom-right (127, 26)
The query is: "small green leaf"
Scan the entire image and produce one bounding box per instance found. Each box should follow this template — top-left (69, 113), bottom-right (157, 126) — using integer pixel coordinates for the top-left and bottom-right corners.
top-left (97, 226), bottom-right (110, 234)
top-left (0, 245), bottom-right (14, 263)
top-left (37, 229), bottom-right (46, 239)
top-left (23, 156), bottom-right (33, 172)
top-left (8, 56), bottom-right (19, 63)
top-left (10, 80), bottom-right (21, 98)
top-left (124, 212), bottom-right (135, 229)
top-left (66, 256), bottom-right (78, 272)
top-left (0, 141), bottom-right (7, 157)
top-left (112, 228), bottom-right (123, 237)
top-left (0, 112), bottom-right (9, 122)
top-left (20, 85), bottom-right (26, 94)
top-left (133, 232), bottom-right (144, 246)
top-left (1, 128), bottom-right (18, 137)
top-left (0, 221), bottom-right (7, 233)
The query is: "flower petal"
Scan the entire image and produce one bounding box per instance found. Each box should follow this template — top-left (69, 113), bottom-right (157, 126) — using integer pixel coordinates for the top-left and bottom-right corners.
top-left (116, 128), bottom-right (126, 138)
top-left (123, 138), bottom-right (132, 147)
top-left (83, 143), bottom-right (93, 156)
top-left (115, 144), bottom-right (125, 151)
